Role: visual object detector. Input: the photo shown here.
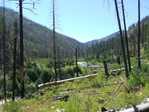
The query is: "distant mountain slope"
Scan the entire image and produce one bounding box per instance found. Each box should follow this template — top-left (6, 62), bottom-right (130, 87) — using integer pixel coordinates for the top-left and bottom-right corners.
top-left (85, 31), bottom-right (119, 46)
top-left (0, 7), bottom-right (86, 58)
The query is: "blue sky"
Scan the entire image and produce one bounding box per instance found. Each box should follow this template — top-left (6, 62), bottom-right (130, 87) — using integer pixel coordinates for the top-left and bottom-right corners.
top-left (1, 0), bottom-right (149, 43)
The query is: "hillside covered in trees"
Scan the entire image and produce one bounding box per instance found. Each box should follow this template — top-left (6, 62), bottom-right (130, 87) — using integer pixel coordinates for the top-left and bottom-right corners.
top-left (0, 7), bottom-right (86, 59)
top-left (87, 16), bottom-right (149, 63)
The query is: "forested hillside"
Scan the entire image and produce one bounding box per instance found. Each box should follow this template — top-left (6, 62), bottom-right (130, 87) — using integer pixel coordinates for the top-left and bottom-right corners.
top-left (87, 16), bottom-right (149, 62)
top-left (0, 7), bottom-right (86, 58)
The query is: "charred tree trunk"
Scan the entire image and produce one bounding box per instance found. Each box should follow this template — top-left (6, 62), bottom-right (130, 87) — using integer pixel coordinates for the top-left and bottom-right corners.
top-left (2, 2), bottom-right (6, 102)
top-left (19, 0), bottom-right (24, 98)
top-left (103, 61), bottom-right (109, 77)
top-left (12, 19), bottom-right (18, 101)
top-left (76, 48), bottom-right (78, 77)
top-left (13, 37), bottom-right (17, 101)
top-left (58, 46), bottom-right (62, 80)
top-left (117, 56), bottom-right (121, 65)
top-left (138, 0), bottom-right (141, 69)
top-left (114, 0), bottom-right (129, 78)
top-left (121, 0), bottom-right (131, 71)
top-left (52, 0), bottom-right (57, 82)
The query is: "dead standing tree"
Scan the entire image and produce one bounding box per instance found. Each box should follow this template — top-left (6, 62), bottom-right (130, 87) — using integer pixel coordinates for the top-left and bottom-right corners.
top-left (114, 0), bottom-right (129, 78)
top-left (9, 0), bottom-right (40, 99)
top-left (52, 0), bottom-right (57, 82)
top-left (2, 0), bottom-right (6, 103)
top-left (12, 19), bottom-right (19, 101)
top-left (58, 46), bottom-right (62, 80)
top-left (18, 0), bottom-right (25, 99)
top-left (76, 48), bottom-right (78, 77)
top-left (121, 0), bottom-right (131, 72)
top-left (138, 0), bottom-right (141, 69)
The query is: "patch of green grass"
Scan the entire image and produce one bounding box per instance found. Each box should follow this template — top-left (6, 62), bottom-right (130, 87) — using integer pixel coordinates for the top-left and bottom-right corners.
top-left (2, 70), bottom-right (149, 112)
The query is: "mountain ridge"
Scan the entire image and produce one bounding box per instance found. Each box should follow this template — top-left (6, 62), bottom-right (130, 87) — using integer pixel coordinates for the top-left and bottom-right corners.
top-left (85, 31), bottom-right (119, 46)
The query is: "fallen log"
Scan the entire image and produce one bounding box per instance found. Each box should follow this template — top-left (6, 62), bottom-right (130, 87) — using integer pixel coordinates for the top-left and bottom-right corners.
top-left (100, 102), bottom-right (149, 112)
top-left (121, 102), bottom-right (149, 112)
top-left (110, 66), bottom-right (133, 72)
top-left (38, 74), bottom-right (97, 89)
top-left (52, 95), bottom-right (69, 102)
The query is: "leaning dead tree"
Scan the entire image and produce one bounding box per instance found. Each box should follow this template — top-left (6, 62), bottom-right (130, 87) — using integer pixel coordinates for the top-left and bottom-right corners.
top-left (114, 0), bottom-right (129, 78)
top-left (121, 0), bottom-right (131, 72)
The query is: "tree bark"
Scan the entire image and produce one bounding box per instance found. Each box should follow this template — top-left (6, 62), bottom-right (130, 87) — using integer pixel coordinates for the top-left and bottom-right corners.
top-left (13, 37), bottom-right (17, 101)
top-left (19, 0), bottom-right (25, 98)
top-left (103, 60), bottom-right (109, 77)
top-left (12, 19), bottom-right (18, 101)
top-left (52, 0), bottom-right (57, 82)
top-left (2, 3), bottom-right (6, 102)
top-left (76, 48), bottom-right (78, 77)
top-left (121, 0), bottom-right (131, 71)
top-left (58, 46), bottom-right (62, 80)
top-left (114, 0), bottom-right (129, 78)
top-left (138, 0), bottom-right (141, 69)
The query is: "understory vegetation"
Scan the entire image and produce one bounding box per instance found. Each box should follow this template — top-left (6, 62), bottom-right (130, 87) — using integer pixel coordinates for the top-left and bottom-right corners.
top-left (1, 60), bottom-right (149, 112)
top-left (0, 57), bottom-right (90, 100)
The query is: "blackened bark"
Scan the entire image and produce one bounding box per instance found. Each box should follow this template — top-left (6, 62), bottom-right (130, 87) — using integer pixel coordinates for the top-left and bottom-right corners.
top-left (121, 0), bottom-right (131, 71)
top-left (19, 0), bottom-right (24, 98)
top-left (138, 0), bottom-right (141, 69)
top-left (58, 46), bottom-right (62, 80)
top-left (12, 19), bottom-right (18, 101)
top-left (2, 4), bottom-right (6, 102)
top-left (103, 61), bottom-right (109, 77)
top-left (76, 48), bottom-right (78, 77)
top-left (13, 37), bottom-right (17, 101)
top-left (53, 0), bottom-right (57, 82)
top-left (114, 0), bottom-right (129, 78)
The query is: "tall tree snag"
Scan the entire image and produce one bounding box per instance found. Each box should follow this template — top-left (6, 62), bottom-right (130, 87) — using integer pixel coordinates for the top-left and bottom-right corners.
top-left (138, 0), bottom-right (141, 69)
top-left (121, 0), bottom-right (131, 71)
top-left (19, 0), bottom-right (24, 98)
top-left (52, 0), bottom-right (57, 82)
top-left (2, 0), bottom-right (6, 102)
top-left (76, 48), bottom-right (78, 77)
top-left (12, 19), bottom-right (18, 101)
top-left (58, 46), bottom-right (62, 80)
top-left (114, 0), bottom-right (129, 78)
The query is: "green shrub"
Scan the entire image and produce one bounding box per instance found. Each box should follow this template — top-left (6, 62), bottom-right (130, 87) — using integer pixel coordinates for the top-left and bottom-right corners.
top-left (40, 68), bottom-right (53, 83)
top-left (65, 57), bottom-right (74, 66)
top-left (73, 66), bottom-right (82, 74)
top-left (64, 66), bottom-right (74, 78)
top-left (2, 101), bottom-right (24, 112)
top-left (46, 58), bottom-right (54, 68)
top-left (128, 63), bottom-right (149, 89)
top-left (142, 84), bottom-right (149, 98)
top-left (65, 93), bottom-right (83, 112)
top-left (24, 68), bottom-right (39, 82)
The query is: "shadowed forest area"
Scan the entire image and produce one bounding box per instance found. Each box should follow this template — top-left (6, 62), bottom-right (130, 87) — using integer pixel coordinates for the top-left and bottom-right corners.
top-left (1, 0), bottom-right (149, 111)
